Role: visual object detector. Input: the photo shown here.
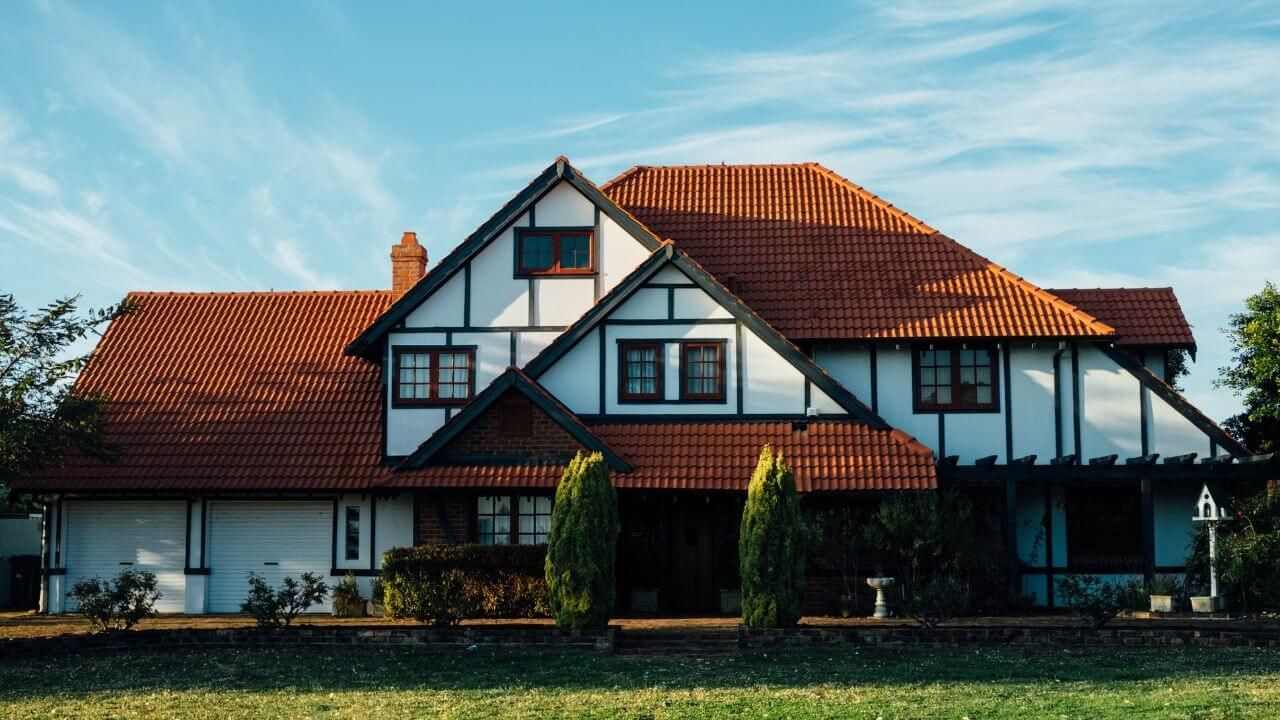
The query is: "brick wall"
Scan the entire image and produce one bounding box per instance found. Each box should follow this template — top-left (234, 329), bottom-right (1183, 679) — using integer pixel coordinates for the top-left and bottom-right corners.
top-left (439, 392), bottom-right (583, 461)
top-left (416, 493), bottom-right (471, 545)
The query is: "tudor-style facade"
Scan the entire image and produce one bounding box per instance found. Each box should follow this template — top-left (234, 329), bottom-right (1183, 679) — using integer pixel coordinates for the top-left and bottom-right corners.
top-left (18, 157), bottom-right (1275, 615)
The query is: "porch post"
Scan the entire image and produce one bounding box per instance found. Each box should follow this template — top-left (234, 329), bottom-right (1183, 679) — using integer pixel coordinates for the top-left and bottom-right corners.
top-left (1140, 476), bottom-right (1155, 587)
top-left (1005, 477), bottom-right (1018, 598)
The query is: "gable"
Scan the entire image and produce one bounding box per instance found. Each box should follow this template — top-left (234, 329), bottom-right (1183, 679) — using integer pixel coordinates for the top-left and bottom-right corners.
top-left (437, 389), bottom-right (585, 463)
top-left (346, 157), bottom-right (660, 358)
top-left (526, 247), bottom-right (884, 424)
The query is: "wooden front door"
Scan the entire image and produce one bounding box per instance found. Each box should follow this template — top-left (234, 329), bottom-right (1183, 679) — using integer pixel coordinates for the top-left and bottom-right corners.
top-left (669, 504), bottom-right (715, 612)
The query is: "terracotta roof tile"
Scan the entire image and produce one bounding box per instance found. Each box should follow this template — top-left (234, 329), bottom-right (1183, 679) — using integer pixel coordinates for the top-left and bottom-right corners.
top-left (1046, 288), bottom-right (1194, 347)
top-left (602, 163), bottom-right (1115, 341)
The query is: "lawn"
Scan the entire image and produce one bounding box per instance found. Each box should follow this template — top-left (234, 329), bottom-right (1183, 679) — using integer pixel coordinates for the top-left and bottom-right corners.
top-left (2, 645), bottom-right (1279, 719)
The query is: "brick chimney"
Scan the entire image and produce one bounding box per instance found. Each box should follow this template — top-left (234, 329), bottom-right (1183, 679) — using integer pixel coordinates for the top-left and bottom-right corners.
top-left (390, 231), bottom-right (427, 299)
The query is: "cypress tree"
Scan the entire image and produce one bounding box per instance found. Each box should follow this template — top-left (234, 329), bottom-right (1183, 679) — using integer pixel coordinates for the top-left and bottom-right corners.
top-left (545, 451), bottom-right (618, 629)
top-left (739, 444), bottom-right (806, 628)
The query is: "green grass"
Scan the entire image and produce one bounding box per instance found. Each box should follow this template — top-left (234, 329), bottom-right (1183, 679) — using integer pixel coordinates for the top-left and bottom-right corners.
top-left (2, 644), bottom-right (1279, 719)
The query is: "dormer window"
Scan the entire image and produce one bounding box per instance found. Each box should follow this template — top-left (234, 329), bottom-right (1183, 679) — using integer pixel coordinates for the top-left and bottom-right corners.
top-left (914, 345), bottom-right (998, 412)
top-left (392, 347), bottom-right (475, 407)
top-left (516, 228), bottom-right (594, 276)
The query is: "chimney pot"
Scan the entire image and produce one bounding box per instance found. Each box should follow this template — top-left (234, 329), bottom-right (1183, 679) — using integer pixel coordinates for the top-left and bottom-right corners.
top-left (391, 231), bottom-right (427, 299)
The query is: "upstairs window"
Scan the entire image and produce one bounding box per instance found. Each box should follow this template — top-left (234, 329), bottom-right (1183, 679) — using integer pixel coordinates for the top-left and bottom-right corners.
top-left (392, 347), bottom-right (475, 407)
top-left (681, 341), bottom-right (726, 402)
top-left (619, 342), bottom-right (664, 402)
top-left (914, 345), bottom-right (997, 411)
top-left (516, 228), bottom-right (594, 276)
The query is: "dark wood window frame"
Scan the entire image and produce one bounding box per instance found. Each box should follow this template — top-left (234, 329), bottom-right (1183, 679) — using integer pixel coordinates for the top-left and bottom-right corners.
top-left (474, 495), bottom-right (553, 546)
top-left (343, 506), bottom-right (360, 561)
top-left (912, 343), bottom-right (999, 413)
top-left (391, 346), bottom-right (477, 407)
top-left (1063, 486), bottom-right (1143, 572)
top-left (515, 227), bottom-right (596, 277)
top-left (680, 340), bottom-right (727, 402)
top-left (619, 341), bottom-right (665, 402)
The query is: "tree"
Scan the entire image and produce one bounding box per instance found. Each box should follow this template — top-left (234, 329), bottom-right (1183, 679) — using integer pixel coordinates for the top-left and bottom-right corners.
top-left (1216, 282), bottom-right (1280, 452)
top-left (545, 451), bottom-right (618, 630)
top-left (740, 445), bottom-right (806, 628)
top-left (807, 502), bottom-right (872, 614)
top-left (0, 293), bottom-right (134, 506)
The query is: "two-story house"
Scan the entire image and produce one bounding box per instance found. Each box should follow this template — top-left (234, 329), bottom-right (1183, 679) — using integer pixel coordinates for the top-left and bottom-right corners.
top-left (19, 157), bottom-right (1272, 615)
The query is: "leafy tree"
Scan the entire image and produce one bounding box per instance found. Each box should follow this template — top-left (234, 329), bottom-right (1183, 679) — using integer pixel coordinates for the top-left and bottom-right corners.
top-left (545, 452), bottom-right (618, 630)
top-left (740, 445), bottom-right (806, 628)
top-left (1165, 349), bottom-right (1190, 391)
top-left (807, 502), bottom-right (873, 614)
top-left (1, 293), bottom-right (134, 506)
top-left (1216, 282), bottom-right (1280, 452)
top-left (1186, 488), bottom-right (1280, 612)
top-left (865, 491), bottom-right (978, 598)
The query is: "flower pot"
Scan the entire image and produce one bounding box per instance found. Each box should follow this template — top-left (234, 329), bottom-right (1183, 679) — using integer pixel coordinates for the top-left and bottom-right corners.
top-left (1149, 594), bottom-right (1174, 613)
top-left (1191, 595), bottom-right (1225, 613)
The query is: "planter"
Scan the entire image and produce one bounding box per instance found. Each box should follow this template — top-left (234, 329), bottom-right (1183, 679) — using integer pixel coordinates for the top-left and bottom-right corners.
top-left (866, 577), bottom-right (895, 619)
top-left (1149, 594), bottom-right (1174, 613)
top-left (630, 589), bottom-right (659, 613)
top-left (719, 589), bottom-right (742, 615)
top-left (1191, 595), bottom-right (1226, 613)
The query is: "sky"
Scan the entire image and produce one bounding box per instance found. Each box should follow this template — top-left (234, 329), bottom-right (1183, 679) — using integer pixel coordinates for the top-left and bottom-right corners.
top-left (2, 0), bottom-right (1278, 422)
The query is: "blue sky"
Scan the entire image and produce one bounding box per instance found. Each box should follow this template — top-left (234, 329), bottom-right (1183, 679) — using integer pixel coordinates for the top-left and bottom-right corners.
top-left (2, 1), bottom-right (1278, 421)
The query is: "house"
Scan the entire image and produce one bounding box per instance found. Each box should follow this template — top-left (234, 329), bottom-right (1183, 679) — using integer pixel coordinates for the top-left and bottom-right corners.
top-left (16, 157), bottom-right (1274, 615)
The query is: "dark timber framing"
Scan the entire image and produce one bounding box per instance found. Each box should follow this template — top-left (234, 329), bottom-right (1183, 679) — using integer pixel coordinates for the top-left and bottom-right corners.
top-left (522, 245), bottom-right (887, 428)
top-left (346, 156), bottom-right (662, 359)
top-left (398, 367), bottom-right (631, 471)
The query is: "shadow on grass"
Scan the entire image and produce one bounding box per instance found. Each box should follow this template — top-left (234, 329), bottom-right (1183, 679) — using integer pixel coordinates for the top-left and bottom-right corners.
top-left (1, 644), bottom-right (1278, 703)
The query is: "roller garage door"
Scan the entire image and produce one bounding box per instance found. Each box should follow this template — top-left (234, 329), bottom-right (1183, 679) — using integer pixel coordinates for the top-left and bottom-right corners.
top-left (63, 501), bottom-right (187, 613)
top-left (206, 501), bottom-right (333, 613)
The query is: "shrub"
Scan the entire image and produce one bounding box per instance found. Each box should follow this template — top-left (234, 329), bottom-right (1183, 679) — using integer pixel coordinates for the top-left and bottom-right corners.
top-left (1150, 574), bottom-right (1182, 597)
top-left (332, 572), bottom-right (366, 617)
top-left (1055, 574), bottom-right (1123, 629)
top-left (546, 451), bottom-right (619, 630)
top-left (370, 577), bottom-right (385, 604)
top-left (382, 544), bottom-right (549, 626)
top-left (67, 569), bottom-right (162, 632)
top-left (1186, 487), bottom-right (1280, 612)
top-left (905, 575), bottom-right (969, 629)
top-left (241, 572), bottom-right (329, 629)
top-left (740, 444), bottom-right (806, 628)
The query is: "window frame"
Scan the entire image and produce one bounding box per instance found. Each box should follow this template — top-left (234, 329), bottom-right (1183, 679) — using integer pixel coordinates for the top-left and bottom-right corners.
top-left (618, 341), bottom-right (665, 403)
top-left (515, 227), bottom-right (596, 277)
top-left (474, 495), bottom-right (553, 546)
top-left (679, 340), bottom-right (727, 402)
top-left (391, 346), bottom-right (477, 408)
top-left (343, 506), bottom-right (361, 561)
top-left (911, 343), bottom-right (1000, 413)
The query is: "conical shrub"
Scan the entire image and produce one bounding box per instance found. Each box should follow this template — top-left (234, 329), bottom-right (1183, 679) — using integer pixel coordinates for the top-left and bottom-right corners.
top-left (545, 451), bottom-right (618, 629)
top-left (739, 444), bottom-right (806, 628)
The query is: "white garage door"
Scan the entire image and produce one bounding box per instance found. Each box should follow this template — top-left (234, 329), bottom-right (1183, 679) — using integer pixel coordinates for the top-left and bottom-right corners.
top-left (206, 501), bottom-right (333, 613)
top-left (63, 501), bottom-right (187, 613)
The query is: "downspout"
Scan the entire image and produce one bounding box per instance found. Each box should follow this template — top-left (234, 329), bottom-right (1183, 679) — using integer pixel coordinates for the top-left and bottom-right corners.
top-left (1052, 344), bottom-right (1066, 459)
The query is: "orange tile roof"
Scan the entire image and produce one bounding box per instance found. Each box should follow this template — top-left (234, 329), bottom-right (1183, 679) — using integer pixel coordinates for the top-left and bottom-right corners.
top-left (17, 292), bottom-right (933, 493)
top-left (1046, 288), bottom-right (1194, 347)
top-left (17, 291), bottom-right (396, 492)
top-left (602, 163), bottom-right (1115, 341)
top-left (384, 421), bottom-right (936, 492)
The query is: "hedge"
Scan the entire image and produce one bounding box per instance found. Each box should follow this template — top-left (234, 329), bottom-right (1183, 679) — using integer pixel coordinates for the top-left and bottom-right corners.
top-left (381, 544), bottom-right (549, 626)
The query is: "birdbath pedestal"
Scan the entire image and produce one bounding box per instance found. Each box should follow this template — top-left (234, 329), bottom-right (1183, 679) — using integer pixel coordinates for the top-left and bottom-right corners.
top-left (866, 577), bottom-right (895, 619)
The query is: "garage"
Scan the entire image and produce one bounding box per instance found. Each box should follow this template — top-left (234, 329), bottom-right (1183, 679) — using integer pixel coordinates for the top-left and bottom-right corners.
top-left (63, 501), bottom-right (187, 613)
top-left (206, 501), bottom-right (334, 613)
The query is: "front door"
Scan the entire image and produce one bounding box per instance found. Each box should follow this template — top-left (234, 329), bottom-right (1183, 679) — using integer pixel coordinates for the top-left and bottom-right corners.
top-left (668, 504), bottom-right (715, 612)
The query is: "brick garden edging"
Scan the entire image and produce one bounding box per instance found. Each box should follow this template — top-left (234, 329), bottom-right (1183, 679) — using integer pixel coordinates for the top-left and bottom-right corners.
top-left (0, 624), bottom-right (617, 660)
top-left (738, 624), bottom-right (1280, 649)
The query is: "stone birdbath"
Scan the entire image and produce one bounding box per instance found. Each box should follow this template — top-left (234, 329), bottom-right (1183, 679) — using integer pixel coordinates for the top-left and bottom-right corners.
top-left (866, 576), bottom-right (895, 618)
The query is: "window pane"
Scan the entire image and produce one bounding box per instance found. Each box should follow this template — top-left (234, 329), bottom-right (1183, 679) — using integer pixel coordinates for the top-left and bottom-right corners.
top-left (958, 385), bottom-right (977, 405)
top-left (976, 367), bottom-right (991, 385)
top-left (936, 387), bottom-right (952, 404)
top-left (976, 386), bottom-right (992, 404)
top-left (935, 350), bottom-right (952, 367)
top-left (535, 497), bottom-right (551, 513)
top-left (921, 388), bottom-right (937, 406)
top-left (919, 367), bottom-right (935, 386)
top-left (519, 515), bottom-right (534, 534)
top-left (344, 507), bottom-right (360, 561)
top-left (521, 235), bottom-right (553, 270)
top-left (560, 234), bottom-right (591, 269)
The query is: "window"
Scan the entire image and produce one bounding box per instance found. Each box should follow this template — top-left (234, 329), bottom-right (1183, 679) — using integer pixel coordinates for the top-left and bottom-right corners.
top-left (516, 228), bottom-right (595, 276)
top-left (1063, 487), bottom-right (1143, 571)
top-left (517, 496), bottom-right (552, 544)
top-left (344, 507), bottom-right (360, 561)
top-left (476, 495), bottom-right (552, 545)
top-left (681, 341), bottom-right (725, 401)
top-left (392, 347), bottom-right (475, 406)
top-left (914, 346), bottom-right (997, 411)
top-left (620, 342), bottom-right (664, 402)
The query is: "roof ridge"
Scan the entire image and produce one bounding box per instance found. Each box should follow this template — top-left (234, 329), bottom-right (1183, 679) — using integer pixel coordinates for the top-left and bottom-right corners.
top-left (127, 289), bottom-right (390, 298)
top-left (1047, 286), bottom-right (1177, 293)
